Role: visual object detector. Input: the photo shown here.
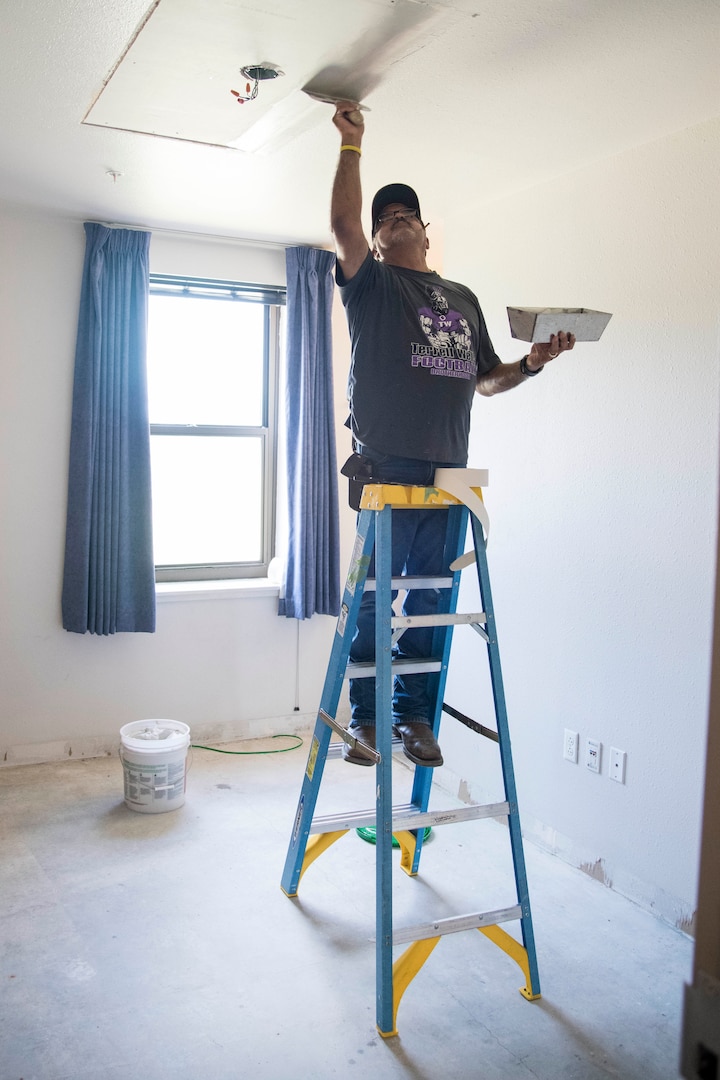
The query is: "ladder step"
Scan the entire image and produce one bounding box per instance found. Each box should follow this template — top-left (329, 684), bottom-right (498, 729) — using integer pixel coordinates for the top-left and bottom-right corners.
top-left (363, 575), bottom-right (453, 592)
top-left (326, 736), bottom-right (403, 760)
top-left (347, 658), bottom-right (442, 679)
top-left (310, 800), bottom-right (510, 835)
top-left (393, 904), bottom-right (522, 946)
top-left (391, 612), bottom-right (486, 629)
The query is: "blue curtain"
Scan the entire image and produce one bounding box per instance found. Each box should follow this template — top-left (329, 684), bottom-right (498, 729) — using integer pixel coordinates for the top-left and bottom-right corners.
top-left (61, 223), bottom-right (155, 635)
top-left (279, 247), bottom-right (341, 619)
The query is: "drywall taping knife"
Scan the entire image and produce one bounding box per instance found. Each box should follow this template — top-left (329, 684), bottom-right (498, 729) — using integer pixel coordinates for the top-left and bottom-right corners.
top-left (301, 89), bottom-right (369, 127)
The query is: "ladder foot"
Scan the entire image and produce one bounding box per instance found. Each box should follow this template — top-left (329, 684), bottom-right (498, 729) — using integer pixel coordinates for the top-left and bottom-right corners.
top-left (478, 925), bottom-right (541, 1000)
top-left (384, 937), bottom-right (441, 1035)
top-left (295, 831), bottom-right (348, 890)
top-left (394, 830), bottom-right (421, 877)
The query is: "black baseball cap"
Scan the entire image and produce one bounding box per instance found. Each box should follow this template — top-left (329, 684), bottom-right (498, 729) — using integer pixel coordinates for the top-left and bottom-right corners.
top-left (371, 183), bottom-right (422, 236)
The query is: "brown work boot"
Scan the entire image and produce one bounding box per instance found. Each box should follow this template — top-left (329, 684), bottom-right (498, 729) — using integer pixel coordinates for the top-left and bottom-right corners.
top-left (392, 722), bottom-right (443, 768)
top-left (342, 725), bottom-right (377, 766)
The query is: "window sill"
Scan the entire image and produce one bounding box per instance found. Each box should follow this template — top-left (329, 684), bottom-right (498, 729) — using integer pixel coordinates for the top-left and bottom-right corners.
top-left (156, 578), bottom-right (280, 603)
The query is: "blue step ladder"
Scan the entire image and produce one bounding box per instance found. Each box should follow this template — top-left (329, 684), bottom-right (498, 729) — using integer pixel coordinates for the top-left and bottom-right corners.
top-left (280, 469), bottom-right (541, 1037)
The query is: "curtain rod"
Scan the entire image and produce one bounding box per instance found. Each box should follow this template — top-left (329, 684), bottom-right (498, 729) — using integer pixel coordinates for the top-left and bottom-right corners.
top-left (93, 220), bottom-right (331, 252)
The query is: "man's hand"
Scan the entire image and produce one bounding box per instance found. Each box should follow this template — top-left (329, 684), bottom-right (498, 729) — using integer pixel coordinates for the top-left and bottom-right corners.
top-left (525, 331), bottom-right (576, 372)
top-left (332, 100), bottom-right (365, 143)
top-left (476, 331), bottom-right (577, 395)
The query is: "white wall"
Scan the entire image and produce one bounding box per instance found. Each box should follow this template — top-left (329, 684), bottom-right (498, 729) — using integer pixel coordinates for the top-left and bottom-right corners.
top-left (0, 212), bottom-right (348, 764)
top-left (438, 116), bottom-right (720, 928)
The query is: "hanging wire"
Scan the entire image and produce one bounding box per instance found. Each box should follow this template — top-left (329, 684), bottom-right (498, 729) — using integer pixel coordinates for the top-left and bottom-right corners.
top-left (230, 64), bottom-right (284, 104)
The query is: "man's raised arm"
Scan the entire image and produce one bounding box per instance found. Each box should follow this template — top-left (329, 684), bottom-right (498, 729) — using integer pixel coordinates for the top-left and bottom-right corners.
top-left (330, 102), bottom-right (370, 282)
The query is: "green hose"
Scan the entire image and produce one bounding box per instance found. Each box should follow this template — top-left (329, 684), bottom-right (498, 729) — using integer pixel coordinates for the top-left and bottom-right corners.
top-left (356, 826), bottom-right (432, 847)
top-left (191, 734), bottom-right (302, 755)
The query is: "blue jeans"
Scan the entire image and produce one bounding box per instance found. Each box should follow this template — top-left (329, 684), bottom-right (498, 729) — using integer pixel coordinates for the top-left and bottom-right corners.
top-left (349, 448), bottom-right (462, 730)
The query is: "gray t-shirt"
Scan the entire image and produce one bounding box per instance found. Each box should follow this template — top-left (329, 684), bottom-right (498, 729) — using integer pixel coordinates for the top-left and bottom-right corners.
top-left (337, 251), bottom-right (500, 463)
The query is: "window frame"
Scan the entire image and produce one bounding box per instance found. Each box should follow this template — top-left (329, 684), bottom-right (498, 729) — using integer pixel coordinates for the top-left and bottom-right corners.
top-left (147, 274), bottom-right (285, 583)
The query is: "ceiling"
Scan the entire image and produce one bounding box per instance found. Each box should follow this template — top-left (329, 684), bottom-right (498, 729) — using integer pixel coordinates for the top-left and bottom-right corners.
top-left (1, 0), bottom-right (719, 247)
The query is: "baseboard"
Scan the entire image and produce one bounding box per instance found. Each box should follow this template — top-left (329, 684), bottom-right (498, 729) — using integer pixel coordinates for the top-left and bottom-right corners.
top-left (0, 712), bottom-right (320, 769)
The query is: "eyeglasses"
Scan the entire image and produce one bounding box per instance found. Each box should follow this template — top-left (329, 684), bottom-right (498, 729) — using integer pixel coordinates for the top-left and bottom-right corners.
top-left (375, 208), bottom-right (421, 227)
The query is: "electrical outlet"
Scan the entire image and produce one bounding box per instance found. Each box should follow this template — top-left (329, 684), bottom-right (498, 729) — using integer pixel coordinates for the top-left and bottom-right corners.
top-left (585, 738), bottom-right (601, 773)
top-left (609, 747), bottom-right (626, 784)
top-left (563, 729), bottom-right (578, 763)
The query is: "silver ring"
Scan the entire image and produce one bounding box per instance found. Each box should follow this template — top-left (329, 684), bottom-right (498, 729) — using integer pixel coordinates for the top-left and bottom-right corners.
top-left (549, 352), bottom-right (559, 358)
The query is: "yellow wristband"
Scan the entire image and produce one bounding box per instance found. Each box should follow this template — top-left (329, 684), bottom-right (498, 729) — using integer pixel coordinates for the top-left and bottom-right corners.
top-left (340, 145), bottom-right (362, 155)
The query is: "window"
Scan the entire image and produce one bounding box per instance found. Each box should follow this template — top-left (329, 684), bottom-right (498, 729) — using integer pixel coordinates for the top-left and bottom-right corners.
top-left (147, 275), bottom-right (285, 581)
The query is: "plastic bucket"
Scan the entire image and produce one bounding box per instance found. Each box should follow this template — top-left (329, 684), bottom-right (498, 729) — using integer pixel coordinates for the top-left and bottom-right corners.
top-left (119, 720), bottom-right (190, 814)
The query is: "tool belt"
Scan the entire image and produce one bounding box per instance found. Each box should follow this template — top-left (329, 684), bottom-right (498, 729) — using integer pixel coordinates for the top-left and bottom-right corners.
top-left (340, 452), bottom-right (383, 511)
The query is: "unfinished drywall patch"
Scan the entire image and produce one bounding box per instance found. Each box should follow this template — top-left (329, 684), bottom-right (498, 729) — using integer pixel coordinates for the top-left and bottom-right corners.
top-left (580, 858), bottom-right (613, 889)
top-left (677, 911), bottom-right (697, 937)
top-left (83, 0), bottom-right (445, 151)
top-left (458, 778), bottom-right (472, 805)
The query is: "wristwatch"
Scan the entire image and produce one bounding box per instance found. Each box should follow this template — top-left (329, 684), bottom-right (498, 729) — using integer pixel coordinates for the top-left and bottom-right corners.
top-left (520, 355), bottom-right (543, 377)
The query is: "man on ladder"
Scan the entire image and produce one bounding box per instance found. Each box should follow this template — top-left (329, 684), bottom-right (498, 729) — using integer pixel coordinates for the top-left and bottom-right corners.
top-left (331, 101), bottom-right (576, 768)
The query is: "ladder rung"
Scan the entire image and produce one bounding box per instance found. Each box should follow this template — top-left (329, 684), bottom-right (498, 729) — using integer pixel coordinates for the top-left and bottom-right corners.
top-left (346, 658), bottom-right (442, 679)
top-left (363, 576), bottom-right (454, 592)
top-left (311, 801), bottom-right (415, 833)
top-left (393, 904), bottom-right (522, 946)
top-left (310, 800), bottom-right (510, 835)
top-left (326, 736), bottom-right (403, 760)
top-left (391, 612), bottom-right (486, 630)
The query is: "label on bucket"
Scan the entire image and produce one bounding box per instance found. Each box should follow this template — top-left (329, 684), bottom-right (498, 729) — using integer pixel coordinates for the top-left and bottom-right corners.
top-left (123, 758), bottom-right (186, 805)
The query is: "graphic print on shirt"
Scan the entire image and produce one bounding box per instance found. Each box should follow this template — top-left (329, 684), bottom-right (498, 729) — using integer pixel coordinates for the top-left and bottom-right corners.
top-left (411, 285), bottom-right (477, 380)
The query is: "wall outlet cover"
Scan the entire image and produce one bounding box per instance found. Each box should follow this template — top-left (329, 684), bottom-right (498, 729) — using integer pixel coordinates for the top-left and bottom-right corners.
top-left (609, 746), bottom-right (627, 783)
top-left (564, 728), bottom-right (579, 763)
top-left (585, 738), bottom-right (601, 773)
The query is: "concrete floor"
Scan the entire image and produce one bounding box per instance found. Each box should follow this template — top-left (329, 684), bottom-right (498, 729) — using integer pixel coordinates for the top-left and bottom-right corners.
top-left (0, 736), bottom-right (690, 1080)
